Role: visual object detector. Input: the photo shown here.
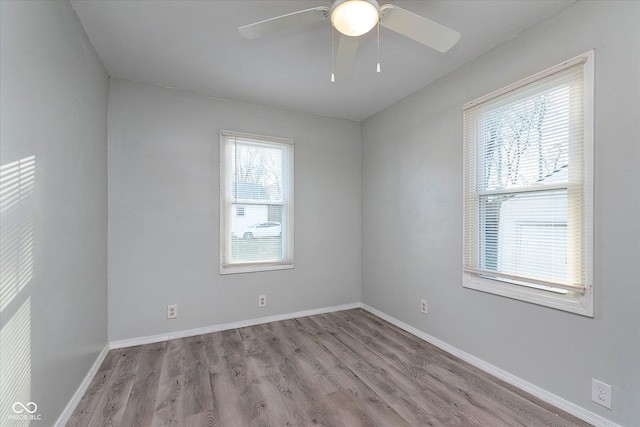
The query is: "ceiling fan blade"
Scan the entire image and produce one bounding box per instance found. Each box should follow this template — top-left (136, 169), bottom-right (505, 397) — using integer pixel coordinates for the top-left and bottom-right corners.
top-left (335, 35), bottom-right (359, 80)
top-left (239, 7), bottom-right (330, 39)
top-left (379, 5), bottom-right (460, 53)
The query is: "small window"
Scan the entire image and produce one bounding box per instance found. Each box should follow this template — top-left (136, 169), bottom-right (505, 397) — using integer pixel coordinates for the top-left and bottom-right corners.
top-left (463, 51), bottom-right (594, 316)
top-left (220, 131), bottom-right (294, 274)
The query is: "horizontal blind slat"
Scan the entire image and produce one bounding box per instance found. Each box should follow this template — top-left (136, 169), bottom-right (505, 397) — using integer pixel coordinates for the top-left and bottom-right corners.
top-left (463, 267), bottom-right (585, 293)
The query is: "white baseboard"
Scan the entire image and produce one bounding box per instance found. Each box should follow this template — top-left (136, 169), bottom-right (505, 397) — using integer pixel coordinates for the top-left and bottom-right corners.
top-left (361, 304), bottom-right (620, 427)
top-left (55, 344), bottom-right (110, 427)
top-left (109, 302), bottom-right (364, 349)
top-left (55, 303), bottom-right (361, 425)
top-left (60, 303), bottom-right (619, 427)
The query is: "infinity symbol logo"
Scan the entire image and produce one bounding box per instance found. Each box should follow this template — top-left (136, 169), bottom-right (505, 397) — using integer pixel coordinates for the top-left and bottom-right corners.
top-left (12, 402), bottom-right (37, 414)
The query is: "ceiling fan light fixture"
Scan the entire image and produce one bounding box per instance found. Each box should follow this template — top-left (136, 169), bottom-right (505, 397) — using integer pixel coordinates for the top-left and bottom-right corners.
top-left (331, 0), bottom-right (380, 37)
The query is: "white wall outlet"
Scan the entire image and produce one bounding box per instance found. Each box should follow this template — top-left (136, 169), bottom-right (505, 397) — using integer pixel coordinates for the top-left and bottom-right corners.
top-left (167, 304), bottom-right (177, 319)
top-left (420, 298), bottom-right (428, 314)
top-left (258, 295), bottom-right (267, 308)
top-left (591, 379), bottom-right (612, 409)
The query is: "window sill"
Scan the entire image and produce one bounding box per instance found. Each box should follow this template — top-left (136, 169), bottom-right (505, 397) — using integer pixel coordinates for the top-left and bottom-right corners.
top-left (220, 262), bottom-right (294, 275)
top-left (463, 273), bottom-right (593, 317)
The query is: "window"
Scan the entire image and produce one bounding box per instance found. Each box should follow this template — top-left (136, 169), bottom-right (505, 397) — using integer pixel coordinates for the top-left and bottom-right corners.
top-left (463, 51), bottom-right (594, 316)
top-left (220, 131), bottom-right (294, 274)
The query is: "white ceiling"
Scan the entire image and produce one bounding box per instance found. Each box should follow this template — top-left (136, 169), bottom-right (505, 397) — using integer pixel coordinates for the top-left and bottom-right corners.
top-left (70, 0), bottom-right (576, 121)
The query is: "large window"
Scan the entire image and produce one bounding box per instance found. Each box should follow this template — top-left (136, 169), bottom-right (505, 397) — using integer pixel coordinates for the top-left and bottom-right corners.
top-left (220, 131), bottom-right (294, 274)
top-left (463, 51), bottom-right (593, 316)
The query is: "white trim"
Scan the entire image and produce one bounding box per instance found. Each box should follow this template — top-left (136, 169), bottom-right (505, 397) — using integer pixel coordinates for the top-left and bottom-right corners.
top-left (220, 261), bottom-right (294, 275)
top-left (463, 274), bottom-right (592, 316)
top-left (464, 266), bottom-right (585, 293)
top-left (220, 129), bottom-right (293, 146)
top-left (109, 302), bottom-right (363, 349)
top-left (219, 130), bottom-right (295, 275)
top-left (582, 49), bottom-right (595, 318)
top-left (61, 304), bottom-right (619, 427)
top-left (361, 304), bottom-right (620, 427)
top-left (464, 50), bottom-right (592, 109)
top-left (55, 344), bottom-right (110, 427)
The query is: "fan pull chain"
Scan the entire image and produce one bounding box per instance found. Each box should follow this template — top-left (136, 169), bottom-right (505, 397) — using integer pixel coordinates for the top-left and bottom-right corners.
top-left (376, 20), bottom-right (381, 73)
top-left (330, 25), bottom-right (335, 83)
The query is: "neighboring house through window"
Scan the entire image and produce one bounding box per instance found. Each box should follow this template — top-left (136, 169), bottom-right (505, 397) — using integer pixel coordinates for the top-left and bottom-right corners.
top-left (463, 51), bottom-right (594, 316)
top-left (220, 130), bottom-right (294, 274)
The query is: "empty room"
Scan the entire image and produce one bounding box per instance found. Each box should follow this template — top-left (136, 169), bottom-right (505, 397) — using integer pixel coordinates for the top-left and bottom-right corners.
top-left (1, 0), bottom-right (638, 426)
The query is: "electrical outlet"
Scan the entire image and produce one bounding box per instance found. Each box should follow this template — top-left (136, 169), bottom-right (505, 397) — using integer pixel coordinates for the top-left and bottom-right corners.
top-left (591, 379), bottom-right (612, 409)
top-left (258, 295), bottom-right (267, 308)
top-left (420, 299), bottom-right (428, 314)
top-left (167, 304), bottom-right (177, 319)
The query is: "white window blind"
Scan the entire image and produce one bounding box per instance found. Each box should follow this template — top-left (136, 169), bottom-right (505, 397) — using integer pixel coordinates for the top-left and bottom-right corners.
top-left (463, 51), bottom-right (593, 315)
top-left (220, 130), bottom-right (294, 274)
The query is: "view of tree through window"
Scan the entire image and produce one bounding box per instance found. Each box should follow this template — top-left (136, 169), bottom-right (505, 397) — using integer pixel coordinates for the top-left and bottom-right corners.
top-left (482, 89), bottom-right (568, 189)
top-left (220, 131), bottom-right (294, 274)
top-left (231, 143), bottom-right (285, 263)
top-left (464, 52), bottom-right (593, 316)
top-left (480, 86), bottom-right (570, 285)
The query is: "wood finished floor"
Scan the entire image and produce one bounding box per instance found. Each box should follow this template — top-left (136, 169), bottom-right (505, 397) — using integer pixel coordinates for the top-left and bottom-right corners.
top-left (67, 309), bottom-right (591, 427)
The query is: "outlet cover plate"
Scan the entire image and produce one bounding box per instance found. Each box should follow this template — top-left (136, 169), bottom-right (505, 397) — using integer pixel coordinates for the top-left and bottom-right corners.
top-left (591, 379), bottom-right (612, 409)
top-left (258, 295), bottom-right (267, 308)
top-left (420, 299), bottom-right (428, 314)
top-left (167, 304), bottom-right (177, 319)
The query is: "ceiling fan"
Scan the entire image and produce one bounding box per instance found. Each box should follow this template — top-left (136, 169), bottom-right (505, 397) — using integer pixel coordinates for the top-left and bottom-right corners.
top-left (238, 0), bottom-right (461, 81)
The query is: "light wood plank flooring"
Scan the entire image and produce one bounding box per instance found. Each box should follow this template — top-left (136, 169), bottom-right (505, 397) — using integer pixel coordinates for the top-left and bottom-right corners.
top-left (68, 309), bottom-right (591, 426)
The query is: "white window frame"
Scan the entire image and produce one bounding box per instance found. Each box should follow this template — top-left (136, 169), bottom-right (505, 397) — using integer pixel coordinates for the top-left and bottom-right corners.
top-left (463, 51), bottom-right (594, 316)
top-left (220, 130), bottom-right (294, 274)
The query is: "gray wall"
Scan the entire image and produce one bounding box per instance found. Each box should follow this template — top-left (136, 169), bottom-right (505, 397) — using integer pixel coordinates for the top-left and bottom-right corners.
top-left (0, 1), bottom-right (109, 425)
top-left (2, 1), bottom-right (636, 426)
top-left (107, 79), bottom-right (362, 341)
top-left (361, 1), bottom-right (640, 425)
